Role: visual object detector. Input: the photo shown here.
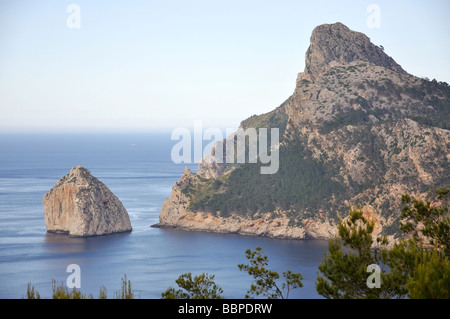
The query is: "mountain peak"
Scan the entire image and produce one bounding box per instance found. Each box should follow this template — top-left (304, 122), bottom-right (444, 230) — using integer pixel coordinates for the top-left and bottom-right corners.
top-left (157, 22), bottom-right (450, 243)
top-left (303, 22), bottom-right (405, 80)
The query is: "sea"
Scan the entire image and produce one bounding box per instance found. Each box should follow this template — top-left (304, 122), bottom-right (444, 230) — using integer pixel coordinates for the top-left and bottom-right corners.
top-left (0, 133), bottom-right (329, 299)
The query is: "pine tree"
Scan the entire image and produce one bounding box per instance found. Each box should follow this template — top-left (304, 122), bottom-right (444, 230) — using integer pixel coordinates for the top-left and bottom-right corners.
top-left (238, 247), bottom-right (303, 299)
top-left (407, 250), bottom-right (450, 299)
top-left (161, 273), bottom-right (224, 299)
top-left (317, 188), bottom-right (449, 299)
top-left (316, 208), bottom-right (401, 298)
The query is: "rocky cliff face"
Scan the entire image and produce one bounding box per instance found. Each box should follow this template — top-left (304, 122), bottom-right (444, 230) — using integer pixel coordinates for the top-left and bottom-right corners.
top-left (43, 165), bottom-right (132, 237)
top-left (154, 167), bottom-right (338, 239)
top-left (303, 22), bottom-right (405, 81)
top-left (155, 22), bottom-right (450, 241)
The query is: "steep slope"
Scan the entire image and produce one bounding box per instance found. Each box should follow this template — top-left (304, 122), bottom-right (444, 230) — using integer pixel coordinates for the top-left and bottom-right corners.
top-left (303, 22), bottom-right (406, 81)
top-left (154, 22), bottom-right (450, 240)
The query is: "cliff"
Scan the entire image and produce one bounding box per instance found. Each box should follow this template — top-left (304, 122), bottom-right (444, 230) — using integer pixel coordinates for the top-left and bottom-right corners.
top-left (154, 22), bottom-right (450, 241)
top-left (303, 22), bottom-right (405, 81)
top-left (155, 167), bottom-right (337, 239)
top-left (43, 165), bottom-right (132, 237)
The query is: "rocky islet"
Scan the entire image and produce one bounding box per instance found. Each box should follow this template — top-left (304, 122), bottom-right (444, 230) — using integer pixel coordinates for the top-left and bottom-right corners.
top-left (43, 165), bottom-right (132, 237)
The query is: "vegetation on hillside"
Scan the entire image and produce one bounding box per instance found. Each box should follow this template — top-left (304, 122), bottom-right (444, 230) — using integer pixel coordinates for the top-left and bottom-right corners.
top-left (316, 187), bottom-right (449, 299)
top-left (240, 98), bottom-right (290, 137)
top-left (189, 141), bottom-right (345, 220)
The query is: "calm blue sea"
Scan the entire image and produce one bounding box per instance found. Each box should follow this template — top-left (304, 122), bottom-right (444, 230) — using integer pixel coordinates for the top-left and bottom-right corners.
top-left (0, 133), bottom-right (328, 299)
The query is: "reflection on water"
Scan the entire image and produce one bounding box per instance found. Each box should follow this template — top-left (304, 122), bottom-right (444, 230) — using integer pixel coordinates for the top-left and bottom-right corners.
top-left (43, 232), bottom-right (132, 254)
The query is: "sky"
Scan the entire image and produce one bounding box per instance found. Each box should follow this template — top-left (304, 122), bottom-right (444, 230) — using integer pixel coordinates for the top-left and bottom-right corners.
top-left (0, 0), bottom-right (449, 132)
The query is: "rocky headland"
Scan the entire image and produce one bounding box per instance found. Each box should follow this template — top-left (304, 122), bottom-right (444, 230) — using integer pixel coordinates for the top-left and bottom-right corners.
top-left (153, 22), bottom-right (450, 242)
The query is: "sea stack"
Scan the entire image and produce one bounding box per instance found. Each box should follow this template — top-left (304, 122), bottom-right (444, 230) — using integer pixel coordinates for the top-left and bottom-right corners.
top-left (43, 165), bottom-right (132, 237)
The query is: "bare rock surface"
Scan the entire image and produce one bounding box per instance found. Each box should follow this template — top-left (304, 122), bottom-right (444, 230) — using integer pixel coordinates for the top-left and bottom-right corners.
top-left (43, 165), bottom-right (132, 237)
top-left (304, 22), bottom-right (405, 81)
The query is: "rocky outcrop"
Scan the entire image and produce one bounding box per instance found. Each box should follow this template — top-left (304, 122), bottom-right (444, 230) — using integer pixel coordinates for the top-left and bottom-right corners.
top-left (155, 22), bottom-right (450, 242)
top-left (304, 22), bottom-right (405, 81)
top-left (197, 139), bottom-right (232, 179)
top-left (153, 167), bottom-right (337, 239)
top-left (43, 165), bottom-right (132, 237)
top-left (154, 167), bottom-right (391, 242)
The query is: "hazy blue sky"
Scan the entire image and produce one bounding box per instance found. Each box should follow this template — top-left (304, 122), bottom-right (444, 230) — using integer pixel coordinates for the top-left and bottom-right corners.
top-left (0, 0), bottom-right (449, 132)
